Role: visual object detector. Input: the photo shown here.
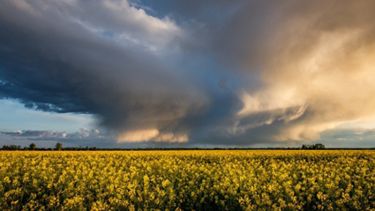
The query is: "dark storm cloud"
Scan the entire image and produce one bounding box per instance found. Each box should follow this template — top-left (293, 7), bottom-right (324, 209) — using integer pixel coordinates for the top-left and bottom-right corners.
top-left (165, 0), bottom-right (375, 142)
top-left (0, 2), bottom-right (201, 120)
top-left (0, 0), bottom-right (246, 144)
top-left (137, 0), bottom-right (375, 144)
top-left (1, 0), bottom-right (375, 146)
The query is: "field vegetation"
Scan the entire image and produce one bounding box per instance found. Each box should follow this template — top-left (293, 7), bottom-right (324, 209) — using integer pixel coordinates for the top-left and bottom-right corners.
top-left (0, 150), bottom-right (373, 210)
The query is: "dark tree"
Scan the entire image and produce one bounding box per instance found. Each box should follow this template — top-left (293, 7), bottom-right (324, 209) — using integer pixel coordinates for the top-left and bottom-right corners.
top-left (55, 142), bottom-right (63, 150)
top-left (29, 143), bottom-right (36, 150)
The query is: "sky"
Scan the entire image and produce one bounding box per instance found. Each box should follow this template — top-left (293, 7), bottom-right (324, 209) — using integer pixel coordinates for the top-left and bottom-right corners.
top-left (0, 0), bottom-right (374, 148)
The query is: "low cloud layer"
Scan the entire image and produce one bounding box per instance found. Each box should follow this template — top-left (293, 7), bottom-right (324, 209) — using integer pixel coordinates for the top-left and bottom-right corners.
top-left (1, 0), bottom-right (375, 146)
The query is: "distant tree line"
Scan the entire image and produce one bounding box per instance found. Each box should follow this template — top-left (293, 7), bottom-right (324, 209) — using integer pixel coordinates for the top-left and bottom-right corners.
top-left (2, 143), bottom-right (372, 151)
top-left (1, 145), bottom-right (22, 150)
top-left (0, 143), bottom-right (67, 151)
top-left (301, 143), bottom-right (325, 149)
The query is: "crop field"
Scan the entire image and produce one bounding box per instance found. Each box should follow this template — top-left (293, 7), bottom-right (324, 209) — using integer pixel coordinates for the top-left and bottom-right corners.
top-left (0, 150), bottom-right (373, 210)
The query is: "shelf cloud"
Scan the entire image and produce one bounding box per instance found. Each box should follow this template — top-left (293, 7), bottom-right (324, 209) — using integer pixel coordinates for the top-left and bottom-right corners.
top-left (1, 0), bottom-right (375, 146)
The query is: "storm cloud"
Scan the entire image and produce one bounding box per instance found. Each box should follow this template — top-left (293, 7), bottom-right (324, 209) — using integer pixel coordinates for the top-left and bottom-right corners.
top-left (1, 0), bottom-right (375, 146)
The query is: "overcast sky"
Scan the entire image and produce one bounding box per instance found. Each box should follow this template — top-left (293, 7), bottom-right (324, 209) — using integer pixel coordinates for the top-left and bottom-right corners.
top-left (0, 0), bottom-right (375, 148)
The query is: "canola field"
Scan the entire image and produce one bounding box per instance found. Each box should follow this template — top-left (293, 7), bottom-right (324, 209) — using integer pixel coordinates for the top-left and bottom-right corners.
top-left (0, 150), bottom-right (373, 210)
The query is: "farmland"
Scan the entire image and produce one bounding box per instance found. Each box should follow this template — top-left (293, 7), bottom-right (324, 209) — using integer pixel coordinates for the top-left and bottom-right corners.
top-left (0, 150), bottom-right (373, 210)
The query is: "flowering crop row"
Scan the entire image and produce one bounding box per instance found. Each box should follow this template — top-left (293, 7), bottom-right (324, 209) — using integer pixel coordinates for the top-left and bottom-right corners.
top-left (0, 150), bottom-right (373, 210)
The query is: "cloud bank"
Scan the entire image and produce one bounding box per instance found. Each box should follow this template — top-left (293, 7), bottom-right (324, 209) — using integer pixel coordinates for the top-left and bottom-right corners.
top-left (1, 0), bottom-right (375, 146)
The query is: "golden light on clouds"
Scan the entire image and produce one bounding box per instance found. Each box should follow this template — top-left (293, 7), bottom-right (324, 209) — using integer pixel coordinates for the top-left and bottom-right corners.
top-left (117, 128), bottom-right (188, 143)
top-left (239, 21), bottom-right (375, 141)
